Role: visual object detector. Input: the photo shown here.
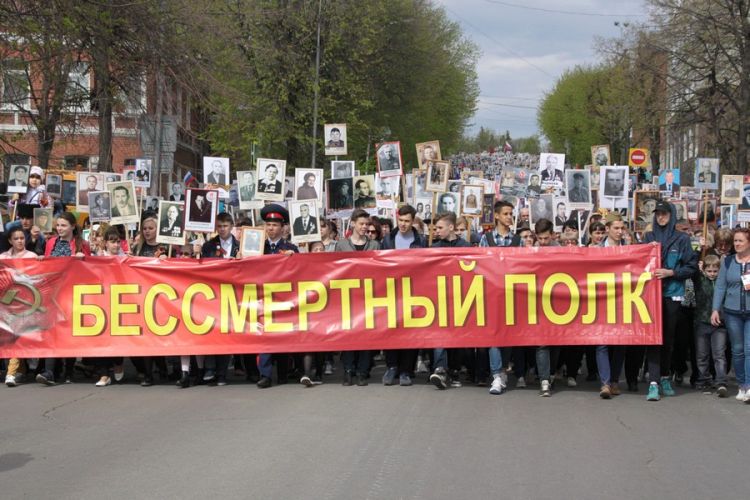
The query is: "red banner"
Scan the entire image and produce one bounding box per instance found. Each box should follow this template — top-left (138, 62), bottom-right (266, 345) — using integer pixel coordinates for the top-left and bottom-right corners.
top-left (0, 245), bottom-right (662, 357)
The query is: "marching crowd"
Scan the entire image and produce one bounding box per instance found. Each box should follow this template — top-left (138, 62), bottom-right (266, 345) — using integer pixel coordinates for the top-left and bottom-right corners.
top-left (2, 185), bottom-right (749, 406)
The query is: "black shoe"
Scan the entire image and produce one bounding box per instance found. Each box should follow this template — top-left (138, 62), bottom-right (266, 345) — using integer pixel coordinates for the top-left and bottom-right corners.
top-left (192, 368), bottom-right (205, 386)
top-left (216, 376), bottom-right (227, 386)
top-left (256, 376), bottom-right (272, 389)
top-left (717, 384), bottom-right (728, 398)
top-left (627, 382), bottom-right (638, 392)
top-left (141, 377), bottom-right (153, 387)
top-left (177, 371), bottom-right (190, 388)
top-left (342, 372), bottom-right (353, 386)
top-left (356, 374), bottom-right (368, 386)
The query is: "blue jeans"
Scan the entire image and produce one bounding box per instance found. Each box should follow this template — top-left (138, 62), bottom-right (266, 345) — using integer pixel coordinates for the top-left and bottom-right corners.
top-left (595, 346), bottom-right (624, 386)
top-left (723, 311), bottom-right (750, 389)
top-left (535, 347), bottom-right (559, 381)
top-left (694, 322), bottom-right (727, 385)
top-left (489, 347), bottom-right (503, 376)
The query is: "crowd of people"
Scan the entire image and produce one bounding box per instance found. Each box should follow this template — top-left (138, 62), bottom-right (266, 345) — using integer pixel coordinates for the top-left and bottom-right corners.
top-left (2, 187), bottom-right (748, 405)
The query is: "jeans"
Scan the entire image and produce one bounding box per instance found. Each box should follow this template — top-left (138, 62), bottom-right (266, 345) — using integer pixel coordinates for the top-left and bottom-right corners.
top-left (535, 347), bottom-right (559, 381)
top-left (694, 322), bottom-right (727, 385)
top-left (342, 350), bottom-right (370, 375)
top-left (723, 311), bottom-right (750, 389)
top-left (595, 346), bottom-right (625, 386)
top-left (646, 298), bottom-right (681, 383)
top-left (385, 349), bottom-right (417, 375)
top-left (489, 347), bottom-right (503, 376)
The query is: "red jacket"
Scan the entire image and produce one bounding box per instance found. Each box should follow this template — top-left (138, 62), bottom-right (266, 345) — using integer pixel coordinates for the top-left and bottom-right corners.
top-left (44, 237), bottom-right (91, 257)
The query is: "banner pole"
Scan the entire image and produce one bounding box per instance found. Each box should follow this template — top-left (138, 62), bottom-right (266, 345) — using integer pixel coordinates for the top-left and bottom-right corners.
top-left (700, 189), bottom-right (710, 260)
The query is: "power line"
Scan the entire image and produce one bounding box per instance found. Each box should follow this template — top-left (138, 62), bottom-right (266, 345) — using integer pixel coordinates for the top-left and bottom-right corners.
top-left (481, 0), bottom-right (647, 18)
top-left (478, 100), bottom-right (538, 110)
top-left (444, 6), bottom-right (556, 79)
top-left (480, 94), bottom-right (541, 101)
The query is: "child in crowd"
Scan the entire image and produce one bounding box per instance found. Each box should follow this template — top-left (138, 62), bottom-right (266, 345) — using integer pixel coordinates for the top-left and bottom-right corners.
top-left (694, 254), bottom-right (728, 397)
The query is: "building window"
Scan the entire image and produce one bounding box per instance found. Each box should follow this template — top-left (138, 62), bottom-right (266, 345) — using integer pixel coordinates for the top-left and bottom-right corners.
top-left (1, 59), bottom-right (29, 110)
top-left (65, 62), bottom-right (91, 113)
top-left (64, 155), bottom-right (90, 170)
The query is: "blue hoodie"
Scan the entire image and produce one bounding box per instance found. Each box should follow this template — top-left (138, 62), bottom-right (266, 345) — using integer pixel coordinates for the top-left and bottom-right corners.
top-left (642, 202), bottom-right (698, 298)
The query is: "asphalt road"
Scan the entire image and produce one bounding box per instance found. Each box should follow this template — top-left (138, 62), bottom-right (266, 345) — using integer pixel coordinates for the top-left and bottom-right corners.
top-left (1, 365), bottom-right (748, 500)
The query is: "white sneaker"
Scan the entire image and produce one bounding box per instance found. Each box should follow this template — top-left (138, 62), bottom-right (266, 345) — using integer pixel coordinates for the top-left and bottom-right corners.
top-left (416, 359), bottom-right (429, 374)
top-left (5, 375), bottom-right (17, 387)
top-left (736, 389), bottom-right (746, 401)
top-left (540, 380), bottom-right (551, 397)
top-left (516, 376), bottom-right (526, 388)
top-left (567, 376), bottom-right (577, 388)
top-left (489, 374), bottom-right (505, 395)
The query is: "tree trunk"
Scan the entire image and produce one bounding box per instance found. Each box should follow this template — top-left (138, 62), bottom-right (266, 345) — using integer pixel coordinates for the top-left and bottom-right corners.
top-left (96, 59), bottom-right (113, 172)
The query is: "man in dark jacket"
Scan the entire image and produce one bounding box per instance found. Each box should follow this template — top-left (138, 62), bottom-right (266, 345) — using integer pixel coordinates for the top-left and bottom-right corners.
top-left (380, 204), bottom-right (426, 386)
top-left (642, 200), bottom-right (698, 401)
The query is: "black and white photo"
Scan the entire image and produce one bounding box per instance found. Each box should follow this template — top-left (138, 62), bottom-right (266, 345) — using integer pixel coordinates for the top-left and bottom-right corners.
top-left (7, 164), bottom-right (29, 193)
top-left (722, 175), bottom-right (743, 205)
top-left (331, 160), bottom-right (354, 179)
top-left (327, 178), bottom-right (354, 211)
top-left (353, 175), bottom-right (376, 209)
top-left (539, 153), bottom-right (565, 182)
top-left (324, 123), bottom-right (347, 156)
top-left (108, 180), bottom-right (140, 225)
top-left (289, 200), bottom-right (321, 244)
top-left (240, 228), bottom-right (265, 257)
top-left (426, 160), bottom-right (450, 193)
top-left (591, 145), bottom-right (610, 167)
top-left (416, 140), bottom-right (441, 170)
top-left (204, 157), bottom-right (230, 185)
top-left (600, 166), bottom-right (628, 198)
top-left (695, 158), bottom-right (719, 190)
top-left (565, 169), bottom-right (591, 205)
top-left (530, 194), bottom-right (553, 228)
top-left (376, 141), bottom-right (403, 178)
top-left (185, 188), bottom-right (218, 232)
top-left (156, 200), bottom-right (186, 245)
top-left (255, 158), bottom-right (286, 201)
top-left (33, 207), bottom-right (53, 233)
top-left (168, 182), bottom-right (185, 201)
top-left (89, 191), bottom-right (111, 223)
top-left (76, 172), bottom-right (104, 211)
top-left (134, 158), bottom-right (152, 188)
top-left (437, 192), bottom-right (460, 217)
top-left (460, 184), bottom-right (483, 216)
top-left (295, 168), bottom-right (323, 201)
top-left (45, 174), bottom-right (62, 197)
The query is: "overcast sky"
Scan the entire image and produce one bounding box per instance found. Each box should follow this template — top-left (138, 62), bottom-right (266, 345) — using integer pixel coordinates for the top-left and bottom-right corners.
top-left (435, 0), bottom-right (647, 139)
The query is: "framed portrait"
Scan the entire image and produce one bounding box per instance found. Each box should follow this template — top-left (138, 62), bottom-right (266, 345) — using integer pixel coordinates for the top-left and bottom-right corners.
top-left (134, 158), bottom-right (152, 188)
top-left (254, 158), bottom-right (286, 201)
top-left (143, 195), bottom-right (162, 214)
top-left (413, 169), bottom-right (429, 202)
top-left (283, 177), bottom-right (294, 199)
top-left (460, 170), bottom-right (483, 181)
top-left (376, 141), bottom-right (403, 178)
top-left (156, 200), bottom-right (186, 246)
top-left (447, 179), bottom-right (463, 196)
top-left (289, 200), bottom-right (321, 244)
top-left (239, 227), bottom-right (265, 257)
top-left (76, 172), bottom-right (104, 211)
top-left (720, 204), bottom-right (736, 228)
top-left (589, 164), bottom-right (600, 190)
top-left (480, 193), bottom-right (495, 225)
top-left (353, 175), bottom-right (377, 209)
top-left (657, 168), bottom-right (681, 195)
top-left (203, 157), bottom-right (230, 186)
top-left (102, 172), bottom-right (122, 185)
top-left (331, 160), bottom-right (354, 179)
top-left (721, 174), bottom-right (743, 205)
top-left (426, 160), bottom-right (450, 193)
top-left (415, 197), bottom-right (433, 221)
top-left (565, 169), bottom-right (591, 205)
top-left (591, 145), bottom-right (610, 167)
top-left (107, 180), bottom-right (140, 226)
top-left (460, 184), bottom-right (484, 216)
top-left (529, 194), bottom-right (554, 229)
top-left (634, 190), bottom-right (661, 231)
top-left (122, 168), bottom-right (136, 183)
top-left (184, 188), bottom-right (218, 232)
top-left (326, 178), bottom-right (354, 211)
top-left (539, 153), bottom-right (565, 182)
top-left (697, 198), bottom-right (718, 224)
top-left (33, 207), bottom-right (54, 233)
top-left (552, 197), bottom-right (569, 231)
top-left (741, 176), bottom-right (750, 209)
top-left (695, 158), bottom-right (719, 190)
top-left (88, 191), bottom-right (112, 223)
top-left (294, 168), bottom-right (324, 202)
top-left (7, 164), bottom-right (30, 193)
top-left (236, 170), bottom-right (261, 210)
top-left (45, 174), bottom-right (62, 198)
top-left (416, 140), bottom-right (441, 170)
top-left (499, 166), bottom-right (528, 197)
top-left (376, 174), bottom-right (401, 208)
top-left (165, 181), bottom-right (185, 202)
top-left (324, 123), bottom-right (347, 156)
top-left (436, 192), bottom-right (460, 217)
top-left (526, 170), bottom-right (542, 198)
top-left (600, 166), bottom-right (628, 198)
top-left (672, 200), bottom-right (688, 224)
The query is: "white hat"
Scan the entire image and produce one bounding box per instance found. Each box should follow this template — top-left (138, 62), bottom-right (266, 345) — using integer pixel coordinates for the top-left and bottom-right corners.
top-left (29, 166), bottom-right (44, 178)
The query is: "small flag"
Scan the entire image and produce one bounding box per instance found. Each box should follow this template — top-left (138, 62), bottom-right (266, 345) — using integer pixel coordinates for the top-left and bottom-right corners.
top-left (503, 141), bottom-right (513, 152)
top-left (183, 171), bottom-right (197, 186)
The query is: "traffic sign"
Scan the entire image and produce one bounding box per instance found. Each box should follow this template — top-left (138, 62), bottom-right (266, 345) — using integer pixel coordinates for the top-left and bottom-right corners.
top-left (628, 148), bottom-right (650, 168)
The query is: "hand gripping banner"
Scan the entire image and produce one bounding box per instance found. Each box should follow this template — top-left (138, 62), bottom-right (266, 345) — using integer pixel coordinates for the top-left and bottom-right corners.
top-left (0, 245), bottom-right (662, 357)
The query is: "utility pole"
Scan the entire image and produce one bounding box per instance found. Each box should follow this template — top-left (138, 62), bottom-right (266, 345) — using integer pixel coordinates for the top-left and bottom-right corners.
top-left (310, 0), bottom-right (323, 169)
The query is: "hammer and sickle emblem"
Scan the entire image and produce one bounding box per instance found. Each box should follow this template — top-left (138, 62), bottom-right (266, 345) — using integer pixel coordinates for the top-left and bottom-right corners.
top-left (0, 281), bottom-right (47, 317)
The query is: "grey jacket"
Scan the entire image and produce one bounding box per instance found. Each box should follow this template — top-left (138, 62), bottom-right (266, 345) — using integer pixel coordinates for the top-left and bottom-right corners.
top-left (713, 255), bottom-right (749, 313)
top-left (334, 238), bottom-right (380, 252)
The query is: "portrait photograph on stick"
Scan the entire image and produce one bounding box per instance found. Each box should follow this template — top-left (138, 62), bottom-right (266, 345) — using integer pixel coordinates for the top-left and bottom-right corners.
top-left (591, 145), bottom-right (610, 167)
top-left (134, 158), bottom-right (152, 188)
top-left (722, 174), bottom-right (743, 205)
top-left (565, 169), bottom-right (591, 205)
top-left (88, 191), bottom-right (111, 223)
top-left (327, 178), bottom-right (354, 211)
top-left (353, 175), bottom-right (376, 209)
top-left (376, 141), bottom-right (403, 178)
top-left (7, 164), bottom-right (30, 193)
top-left (426, 160), bottom-right (450, 193)
top-left (289, 200), bottom-right (321, 244)
top-left (240, 227), bottom-right (265, 257)
top-left (156, 200), bottom-right (186, 245)
top-left (185, 188), bottom-right (218, 232)
top-left (529, 194), bottom-right (553, 229)
top-left (324, 123), bottom-right (347, 156)
top-left (107, 180), bottom-right (140, 226)
top-left (294, 168), bottom-right (323, 201)
top-left (45, 173), bottom-right (62, 198)
top-left (254, 158), bottom-right (286, 201)
top-left (437, 192), bottom-right (460, 217)
top-left (460, 184), bottom-right (483, 216)
top-left (634, 190), bottom-right (661, 231)
top-left (600, 166), bottom-right (628, 198)
top-left (33, 207), bottom-right (53, 233)
top-left (331, 160), bottom-right (355, 179)
top-left (76, 172), bottom-right (104, 211)
top-left (416, 140), bottom-right (441, 170)
top-left (203, 157), bottom-right (230, 185)
top-left (694, 158), bottom-right (719, 190)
